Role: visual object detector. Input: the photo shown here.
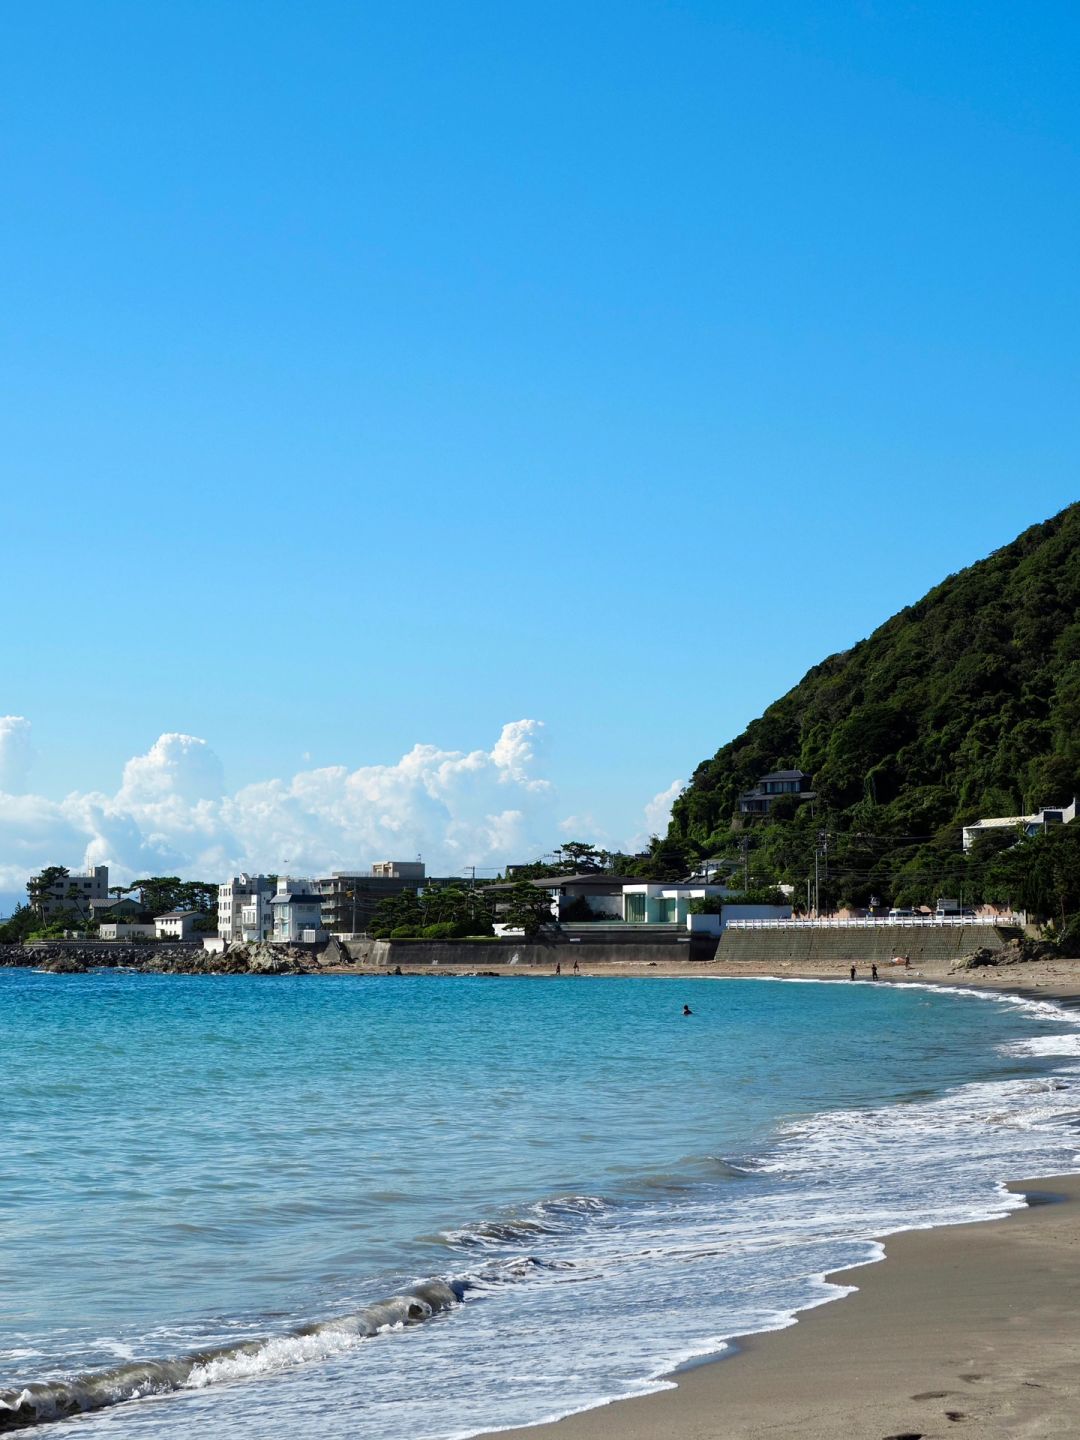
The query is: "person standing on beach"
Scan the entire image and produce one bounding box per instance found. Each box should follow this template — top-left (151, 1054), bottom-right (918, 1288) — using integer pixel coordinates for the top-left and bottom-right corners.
top-left (555, 961), bottom-right (561, 975)
top-left (573, 958), bottom-right (580, 974)
top-left (850, 964), bottom-right (856, 980)
top-left (871, 963), bottom-right (879, 980)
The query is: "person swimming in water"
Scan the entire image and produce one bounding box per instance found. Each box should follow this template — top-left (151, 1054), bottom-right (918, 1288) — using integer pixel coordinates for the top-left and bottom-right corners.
top-left (682, 1004), bottom-right (693, 1016)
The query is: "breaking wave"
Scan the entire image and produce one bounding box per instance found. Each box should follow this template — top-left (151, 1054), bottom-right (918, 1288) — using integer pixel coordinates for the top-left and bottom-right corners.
top-left (0, 1282), bottom-right (461, 1432)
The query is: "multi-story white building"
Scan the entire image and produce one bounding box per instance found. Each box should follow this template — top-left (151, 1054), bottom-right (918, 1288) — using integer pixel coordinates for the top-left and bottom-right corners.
top-left (218, 874), bottom-right (276, 943)
top-left (270, 878), bottom-right (325, 943)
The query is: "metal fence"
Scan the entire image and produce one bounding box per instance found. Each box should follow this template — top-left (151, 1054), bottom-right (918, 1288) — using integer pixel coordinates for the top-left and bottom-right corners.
top-left (725, 915), bottom-right (1024, 932)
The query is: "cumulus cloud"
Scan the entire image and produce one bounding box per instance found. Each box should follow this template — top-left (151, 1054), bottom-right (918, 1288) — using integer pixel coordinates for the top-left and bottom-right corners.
top-left (0, 716), bottom-right (33, 792)
top-left (0, 719), bottom-right (557, 894)
top-left (626, 778), bottom-right (684, 852)
top-left (644, 779), bottom-right (683, 836)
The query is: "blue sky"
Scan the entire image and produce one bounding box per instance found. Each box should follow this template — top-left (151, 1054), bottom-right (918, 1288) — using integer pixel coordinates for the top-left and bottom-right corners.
top-left (1, 1), bottom-right (1078, 893)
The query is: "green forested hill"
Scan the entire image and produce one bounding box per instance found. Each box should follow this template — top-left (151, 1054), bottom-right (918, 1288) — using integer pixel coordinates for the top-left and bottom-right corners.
top-left (668, 503), bottom-right (1080, 913)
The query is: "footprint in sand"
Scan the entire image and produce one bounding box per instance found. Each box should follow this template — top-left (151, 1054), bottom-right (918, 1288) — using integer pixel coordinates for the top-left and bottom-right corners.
top-left (911, 1391), bottom-right (950, 1400)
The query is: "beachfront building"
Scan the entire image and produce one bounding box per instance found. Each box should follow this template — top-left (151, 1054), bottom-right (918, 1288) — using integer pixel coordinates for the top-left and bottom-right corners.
top-left (98, 921), bottom-right (156, 940)
top-left (271, 879), bottom-right (326, 943)
top-left (32, 864), bottom-right (110, 919)
top-left (487, 873), bottom-right (641, 924)
top-left (218, 874), bottom-right (276, 943)
top-left (962, 799), bottom-right (1077, 852)
top-left (737, 770), bottom-right (815, 817)
top-left (155, 910), bottom-right (205, 941)
top-left (317, 861), bottom-right (427, 936)
top-left (621, 882), bottom-right (730, 925)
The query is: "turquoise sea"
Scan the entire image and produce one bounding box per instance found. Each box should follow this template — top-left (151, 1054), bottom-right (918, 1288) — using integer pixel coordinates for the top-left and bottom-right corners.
top-left (2, 970), bottom-right (1080, 1437)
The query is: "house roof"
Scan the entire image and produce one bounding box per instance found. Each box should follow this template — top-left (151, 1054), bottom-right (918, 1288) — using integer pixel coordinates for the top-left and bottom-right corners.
top-left (270, 893), bottom-right (322, 905)
top-left (156, 910), bottom-right (204, 919)
top-left (758, 770), bottom-right (812, 782)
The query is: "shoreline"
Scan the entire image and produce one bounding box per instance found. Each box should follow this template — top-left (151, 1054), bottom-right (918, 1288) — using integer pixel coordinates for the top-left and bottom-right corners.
top-left (485, 968), bottom-right (1080, 1440)
top-left (491, 1172), bottom-right (1080, 1440)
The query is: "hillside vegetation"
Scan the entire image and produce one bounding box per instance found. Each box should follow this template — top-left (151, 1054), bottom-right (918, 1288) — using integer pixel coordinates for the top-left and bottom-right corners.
top-left (668, 503), bottom-right (1080, 917)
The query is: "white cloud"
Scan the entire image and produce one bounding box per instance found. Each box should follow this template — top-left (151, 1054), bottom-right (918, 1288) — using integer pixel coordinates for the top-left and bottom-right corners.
top-left (0, 716), bottom-right (34, 792)
top-left (644, 779), bottom-right (683, 837)
top-left (0, 720), bottom-right (558, 894)
top-left (626, 778), bottom-right (684, 852)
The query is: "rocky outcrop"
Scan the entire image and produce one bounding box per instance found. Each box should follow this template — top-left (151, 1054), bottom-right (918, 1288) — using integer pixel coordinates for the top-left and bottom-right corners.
top-left (951, 937), bottom-right (1057, 971)
top-left (0, 940), bottom-right (323, 975)
top-left (139, 942), bottom-right (320, 975)
top-left (38, 953), bottom-right (90, 974)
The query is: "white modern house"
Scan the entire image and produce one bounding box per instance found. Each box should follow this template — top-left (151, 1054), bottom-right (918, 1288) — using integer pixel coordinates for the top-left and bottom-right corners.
top-left (493, 875), bottom-right (791, 938)
top-left (535, 874), bottom-right (638, 921)
top-left (218, 874), bottom-right (277, 943)
top-left (962, 799), bottom-right (1077, 852)
top-left (270, 879), bottom-right (327, 943)
top-left (621, 882), bottom-right (729, 925)
top-left (155, 910), bottom-right (204, 941)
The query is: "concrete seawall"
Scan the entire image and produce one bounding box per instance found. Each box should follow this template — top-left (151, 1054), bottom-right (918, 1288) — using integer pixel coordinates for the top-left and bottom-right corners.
top-left (337, 937), bottom-right (715, 967)
top-left (334, 927), bottom-right (1017, 971)
top-left (713, 925), bottom-right (1022, 970)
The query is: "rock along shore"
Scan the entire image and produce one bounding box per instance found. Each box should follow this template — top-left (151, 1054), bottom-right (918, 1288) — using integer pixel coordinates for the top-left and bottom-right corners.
top-left (0, 941), bottom-right (326, 975)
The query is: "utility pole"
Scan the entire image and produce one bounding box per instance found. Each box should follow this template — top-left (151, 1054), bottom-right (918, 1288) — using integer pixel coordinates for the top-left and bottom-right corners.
top-left (815, 830), bottom-right (829, 916)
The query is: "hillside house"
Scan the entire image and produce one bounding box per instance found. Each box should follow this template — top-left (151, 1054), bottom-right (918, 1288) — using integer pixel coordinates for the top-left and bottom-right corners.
top-left (737, 771), bottom-right (815, 816)
top-left (962, 799), bottom-right (1077, 852)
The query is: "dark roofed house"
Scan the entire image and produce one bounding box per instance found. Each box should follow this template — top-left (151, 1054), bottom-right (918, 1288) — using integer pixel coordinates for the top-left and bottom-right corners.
top-left (738, 770), bottom-right (815, 816)
top-left (89, 897), bottom-right (144, 923)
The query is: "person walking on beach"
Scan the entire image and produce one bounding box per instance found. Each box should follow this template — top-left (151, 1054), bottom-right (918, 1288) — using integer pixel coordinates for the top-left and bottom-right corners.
top-left (871, 963), bottom-right (879, 981)
top-left (555, 961), bottom-right (561, 976)
top-left (573, 958), bottom-right (580, 975)
top-left (849, 964), bottom-right (856, 980)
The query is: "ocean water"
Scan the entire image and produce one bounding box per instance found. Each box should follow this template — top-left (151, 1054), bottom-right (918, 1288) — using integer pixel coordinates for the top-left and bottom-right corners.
top-left (2, 969), bottom-right (1080, 1437)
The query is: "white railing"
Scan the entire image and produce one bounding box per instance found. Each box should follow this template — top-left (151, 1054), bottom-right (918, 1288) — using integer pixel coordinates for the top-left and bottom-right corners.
top-left (725, 915), bottom-right (1024, 932)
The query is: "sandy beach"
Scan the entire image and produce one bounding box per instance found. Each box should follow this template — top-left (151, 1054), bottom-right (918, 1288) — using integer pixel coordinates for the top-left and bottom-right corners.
top-left (478, 958), bottom-right (1080, 1440)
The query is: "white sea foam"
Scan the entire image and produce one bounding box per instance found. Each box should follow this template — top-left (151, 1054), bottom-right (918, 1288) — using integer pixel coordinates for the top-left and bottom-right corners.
top-left (1002, 1033), bottom-right (1080, 1056)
